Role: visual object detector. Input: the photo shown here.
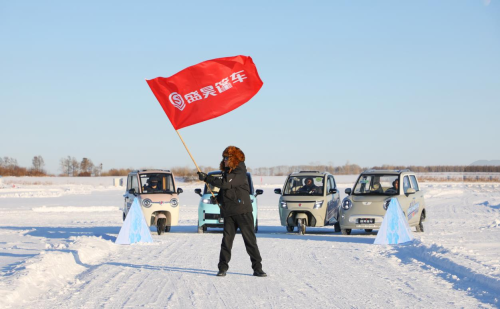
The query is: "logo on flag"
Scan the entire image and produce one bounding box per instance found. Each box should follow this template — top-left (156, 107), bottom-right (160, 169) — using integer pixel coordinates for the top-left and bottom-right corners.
top-left (146, 55), bottom-right (263, 130)
top-left (169, 92), bottom-right (185, 111)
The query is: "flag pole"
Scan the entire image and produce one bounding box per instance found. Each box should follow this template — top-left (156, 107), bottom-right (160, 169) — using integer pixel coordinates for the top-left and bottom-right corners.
top-left (175, 130), bottom-right (219, 203)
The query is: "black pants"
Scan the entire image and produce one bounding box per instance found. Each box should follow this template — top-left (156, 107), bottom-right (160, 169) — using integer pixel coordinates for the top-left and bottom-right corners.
top-left (218, 212), bottom-right (262, 272)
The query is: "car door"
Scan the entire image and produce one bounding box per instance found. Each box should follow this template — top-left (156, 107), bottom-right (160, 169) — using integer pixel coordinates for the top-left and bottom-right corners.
top-left (408, 175), bottom-right (424, 224)
top-left (124, 174), bottom-right (139, 215)
top-left (398, 175), bottom-right (413, 221)
top-left (326, 176), bottom-right (340, 224)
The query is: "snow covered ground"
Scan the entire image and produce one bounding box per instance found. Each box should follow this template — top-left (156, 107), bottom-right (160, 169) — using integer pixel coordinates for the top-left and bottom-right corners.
top-left (0, 176), bottom-right (499, 308)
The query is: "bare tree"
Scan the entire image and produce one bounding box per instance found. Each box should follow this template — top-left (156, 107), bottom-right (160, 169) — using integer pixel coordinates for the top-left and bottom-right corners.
top-left (80, 158), bottom-right (94, 176)
top-left (59, 156), bottom-right (71, 176)
top-left (71, 157), bottom-right (79, 176)
top-left (93, 163), bottom-right (103, 176)
top-left (32, 155), bottom-right (45, 173)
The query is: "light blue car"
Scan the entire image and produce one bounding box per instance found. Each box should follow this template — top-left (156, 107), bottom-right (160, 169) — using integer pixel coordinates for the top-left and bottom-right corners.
top-left (195, 171), bottom-right (263, 233)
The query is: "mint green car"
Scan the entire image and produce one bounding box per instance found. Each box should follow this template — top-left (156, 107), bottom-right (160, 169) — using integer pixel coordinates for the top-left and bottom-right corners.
top-left (195, 171), bottom-right (263, 233)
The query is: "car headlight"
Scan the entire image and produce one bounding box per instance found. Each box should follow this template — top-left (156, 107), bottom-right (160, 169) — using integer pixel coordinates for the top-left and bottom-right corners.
top-left (383, 199), bottom-right (390, 210)
top-left (142, 198), bottom-right (152, 208)
top-left (313, 200), bottom-right (324, 209)
top-left (170, 198), bottom-right (178, 207)
top-left (342, 199), bottom-right (352, 210)
top-left (281, 201), bottom-right (287, 209)
top-left (202, 198), bottom-right (211, 204)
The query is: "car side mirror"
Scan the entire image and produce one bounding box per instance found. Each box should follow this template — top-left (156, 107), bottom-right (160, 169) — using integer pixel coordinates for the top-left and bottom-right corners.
top-left (255, 189), bottom-right (264, 196)
top-left (329, 188), bottom-right (338, 194)
top-left (128, 188), bottom-right (136, 195)
top-left (274, 188), bottom-right (282, 195)
top-left (345, 188), bottom-right (352, 195)
top-left (194, 188), bottom-right (202, 197)
top-left (405, 188), bottom-right (416, 195)
top-left (177, 188), bottom-right (183, 195)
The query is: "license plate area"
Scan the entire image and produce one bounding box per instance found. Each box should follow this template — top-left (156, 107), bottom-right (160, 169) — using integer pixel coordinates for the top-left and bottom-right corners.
top-left (358, 218), bottom-right (375, 224)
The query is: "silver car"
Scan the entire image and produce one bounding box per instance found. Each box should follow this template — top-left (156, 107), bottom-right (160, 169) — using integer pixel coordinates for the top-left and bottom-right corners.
top-left (340, 169), bottom-right (426, 235)
top-left (275, 171), bottom-right (341, 235)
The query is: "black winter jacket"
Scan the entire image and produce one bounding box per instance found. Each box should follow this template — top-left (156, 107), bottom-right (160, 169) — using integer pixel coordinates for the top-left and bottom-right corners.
top-left (205, 162), bottom-right (252, 218)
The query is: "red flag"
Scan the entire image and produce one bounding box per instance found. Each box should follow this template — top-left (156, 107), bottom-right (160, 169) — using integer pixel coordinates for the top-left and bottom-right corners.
top-left (146, 55), bottom-right (263, 130)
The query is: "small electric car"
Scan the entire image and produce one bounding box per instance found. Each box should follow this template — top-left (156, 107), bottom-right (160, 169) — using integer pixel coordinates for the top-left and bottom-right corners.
top-left (340, 169), bottom-right (426, 235)
top-left (195, 171), bottom-right (263, 233)
top-left (123, 169), bottom-right (183, 235)
top-left (275, 171), bottom-right (341, 235)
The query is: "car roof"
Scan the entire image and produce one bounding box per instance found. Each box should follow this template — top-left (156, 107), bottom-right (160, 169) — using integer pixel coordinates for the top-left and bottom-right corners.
top-left (360, 169), bottom-right (412, 175)
top-left (207, 170), bottom-right (251, 176)
top-left (131, 169), bottom-right (173, 175)
top-left (289, 171), bottom-right (329, 177)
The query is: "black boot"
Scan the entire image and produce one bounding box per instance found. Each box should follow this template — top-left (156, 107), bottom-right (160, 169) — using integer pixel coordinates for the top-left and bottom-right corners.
top-left (253, 269), bottom-right (267, 277)
top-left (216, 270), bottom-right (227, 277)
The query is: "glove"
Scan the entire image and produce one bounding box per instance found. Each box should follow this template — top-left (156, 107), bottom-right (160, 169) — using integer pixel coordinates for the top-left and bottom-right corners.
top-left (197, 172), bottom-right (207, 181)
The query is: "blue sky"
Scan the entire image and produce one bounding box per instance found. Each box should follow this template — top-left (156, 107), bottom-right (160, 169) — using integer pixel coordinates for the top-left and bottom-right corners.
top-left (1, 0), bottom-right (499, 174)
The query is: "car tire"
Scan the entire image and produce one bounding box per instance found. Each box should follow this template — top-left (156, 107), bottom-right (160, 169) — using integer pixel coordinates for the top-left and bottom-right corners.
top-left (334, 222), bottom-right (341, 233)
top-left (365, 229), bottom-right (373, 233)
top-left (416, 213), bottom-right (424, 232)
top-left (341, 229), bottom-right (351, 235)
top-left (197, 221), bottom-right (205, 234)
top-left (254, 219), bottom-right (258, 233)
top-left (157, 218), bottom-right (166, 235)
top-left (286, 226), bottom-right (294, 232)
top-left (165, 225), bottom-right (171, 233)
top-left (297, 219), bottom-right (306, 235)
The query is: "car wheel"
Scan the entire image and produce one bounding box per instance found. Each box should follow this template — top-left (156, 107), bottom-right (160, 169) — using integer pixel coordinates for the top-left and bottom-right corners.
top-left (341, 229), bottom-right (351, 235)
top-left (297, 219), bottom-right (306, 235)
top-left (365, 229), bottom-right (373, 233)
top-left (286, 226), bottom-right (294, 232)
top-left (157, 218), bottom-right (166, 235)
top-left (416, 213), bottom-right (424, 232)
top-left (254, 219), bottom-right (258, 233)
top-left (334, 222), bottom-right (341, 233)
top-left (197, 221), bottom-right (205, 233)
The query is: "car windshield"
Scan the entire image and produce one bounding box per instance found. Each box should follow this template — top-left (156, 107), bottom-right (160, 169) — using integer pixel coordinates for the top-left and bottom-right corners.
top-left (283, 176), bottom-right (324, 196)
top-left (353, 174), bottom-right (399, 195)
top-left (203, 173), bottom-right (254, 195)
top-left (140, 173), bottom-right (175, 194)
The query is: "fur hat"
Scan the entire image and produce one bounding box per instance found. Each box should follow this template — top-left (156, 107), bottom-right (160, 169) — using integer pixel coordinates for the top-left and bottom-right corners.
top-left (219, 146), bottom-right (245, 172)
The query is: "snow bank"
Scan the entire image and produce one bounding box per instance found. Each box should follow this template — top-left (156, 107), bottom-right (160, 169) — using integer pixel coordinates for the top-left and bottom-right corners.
top-left (32, 206), bottom-right (120, 213)
top-left (0, 236), bottom-right (117, 307)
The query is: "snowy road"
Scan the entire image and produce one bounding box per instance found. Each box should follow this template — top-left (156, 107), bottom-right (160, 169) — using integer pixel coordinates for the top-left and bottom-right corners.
top-left (0, 177), bottom-right (499, 308)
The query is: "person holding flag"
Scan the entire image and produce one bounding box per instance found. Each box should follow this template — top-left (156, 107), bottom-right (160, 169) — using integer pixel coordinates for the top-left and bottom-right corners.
top-left (198, 146), bottom-right (266, 277)
top-left (146, 55), bottom-right (264, 276)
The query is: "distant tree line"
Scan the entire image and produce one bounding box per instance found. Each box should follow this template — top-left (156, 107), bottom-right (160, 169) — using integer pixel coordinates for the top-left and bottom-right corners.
top-left (59, 156), bottom-right (103, 177)
top-left (0, 156), bottom-right (47, 176)
top-left (1, 156), bottom-right (500, 177)
top-left (369, 164), bottom-right (500, 173)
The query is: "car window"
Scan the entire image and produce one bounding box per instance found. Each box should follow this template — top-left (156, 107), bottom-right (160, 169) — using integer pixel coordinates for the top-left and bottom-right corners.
top-left (331, 176), bottom-right (337, 189)
top-left (283, 176), bottom-right (324, 196)
top-left (403, 176), bottom-right (411, 194)
top-left (353, 174), bottom-right (398, 195)
top-left (127, 175), bottom-right (132, 190)
top-left (140, 173), bottom-right (175, 194)
top-left (131, 175), bottom-right (139, 192)
top-left (326, 177), bottom-right (332, 194)
top-left (410, 175), bottom-right (419, 191)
